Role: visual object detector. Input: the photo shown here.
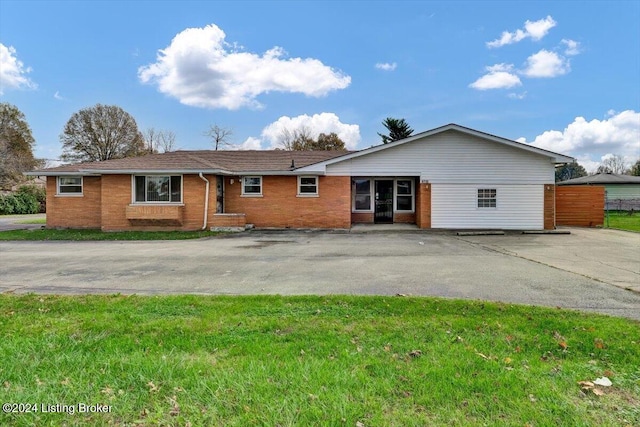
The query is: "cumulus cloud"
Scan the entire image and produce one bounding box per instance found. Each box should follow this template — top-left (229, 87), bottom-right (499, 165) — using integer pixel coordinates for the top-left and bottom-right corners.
top-left (487, 16), bottom-right (557, 48)
top-left (521, 49), bottom-right (570, 78)
top-left (235, 137), bottom-right (263, 150)
top-left (469, 63), bottom-right (522, 90)
top-left (561, 39), bottom-right (581, 56)
top-left (0, 43), bottom-right (36, 95)
top-left (375, 62), bottom-right (397, 71)
top-left (138, 24), bottom-right (351, 110)
top-left (521, 110), bottom-right (640, 171)
top-left (245, 113), bottom-right (361, 150)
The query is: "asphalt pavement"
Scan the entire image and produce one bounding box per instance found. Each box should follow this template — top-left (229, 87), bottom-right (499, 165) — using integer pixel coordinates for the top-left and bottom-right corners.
top-left (1, 227), bottom-right (638, 320)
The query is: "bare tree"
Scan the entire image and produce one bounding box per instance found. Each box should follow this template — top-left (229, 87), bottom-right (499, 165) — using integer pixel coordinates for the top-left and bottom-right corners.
top-left (596, 154), bottom-right (628, 174)
top-left (204, 125), bottom-right (234, 150)
top-left (144, 128), bottom-right (177, 153)
top-left (60, 104), bottom-right (146, 162)
top-left (278, 126), bottom-right (314, 150)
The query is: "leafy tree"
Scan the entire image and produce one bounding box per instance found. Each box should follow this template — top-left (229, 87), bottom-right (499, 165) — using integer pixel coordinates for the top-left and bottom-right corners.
top-left (309, 132), bottom-right (346, 150)
top-left (144, 128), bottom-right (177, 153)
top-left (378, 117), bottom-right (414, 144)
top-left (0, 102), bottom-right (38, 189)
top-left (60, 104), bottom-right (146, 163)
top-left (595, 154), bottom-right (627, 174)
top-left (204, 124), bottom-right (234, 150)
top-left (629, 159), bottom-right (640, 176)
top-left (555, 161), bottom-right (587, 182)
top-left (278, 127), bottom-right (345, 151)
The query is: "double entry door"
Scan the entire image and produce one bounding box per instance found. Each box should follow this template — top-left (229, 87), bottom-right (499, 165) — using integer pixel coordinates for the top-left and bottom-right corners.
top-left (374, 180), bottom-right (394, 223)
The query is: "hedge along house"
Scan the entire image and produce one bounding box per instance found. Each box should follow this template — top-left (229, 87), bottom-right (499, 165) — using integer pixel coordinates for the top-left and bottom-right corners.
top-left (28, 124), bottom-right (573, 231)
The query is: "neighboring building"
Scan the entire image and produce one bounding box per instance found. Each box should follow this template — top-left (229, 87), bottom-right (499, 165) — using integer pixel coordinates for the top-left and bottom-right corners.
top-left (558, 173), bottom-right (640, 211)
top-left (27, 124), bottom-right (573, 231)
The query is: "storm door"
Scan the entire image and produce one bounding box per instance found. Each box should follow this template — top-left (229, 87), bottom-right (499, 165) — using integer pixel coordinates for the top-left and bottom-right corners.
top-left (374, 180), bottom-right (394, 223)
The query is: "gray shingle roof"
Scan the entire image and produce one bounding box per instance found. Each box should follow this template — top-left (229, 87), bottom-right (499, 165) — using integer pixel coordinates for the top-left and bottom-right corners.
top-left (558, 173), bottom-right (640, 185)
top-left (29, 150), bottom-right (350, 175)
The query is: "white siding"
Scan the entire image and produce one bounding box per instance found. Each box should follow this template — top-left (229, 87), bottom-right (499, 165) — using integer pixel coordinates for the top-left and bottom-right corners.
top-left (432, 184), bottom-right (544, 229)
top-left (326, 130), bottom-right (555, 184)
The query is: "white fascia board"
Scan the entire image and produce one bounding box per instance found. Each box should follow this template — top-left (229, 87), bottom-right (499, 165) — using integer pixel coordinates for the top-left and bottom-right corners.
top-left (233, 170), bottom-right (326, 176)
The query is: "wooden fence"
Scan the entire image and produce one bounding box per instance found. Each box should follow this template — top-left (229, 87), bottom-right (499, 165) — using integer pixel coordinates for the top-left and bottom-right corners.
top-left (555, 186), bottom-right (605, 227)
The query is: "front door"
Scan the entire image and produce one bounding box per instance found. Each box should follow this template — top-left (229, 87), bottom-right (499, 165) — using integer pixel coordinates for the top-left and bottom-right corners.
top-left (374, 180), bottom-right (394, 223)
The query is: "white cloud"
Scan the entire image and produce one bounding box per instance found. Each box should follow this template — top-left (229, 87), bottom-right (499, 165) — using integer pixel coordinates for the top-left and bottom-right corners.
top-left (53, 91), bottom-right (65, 100)
top-left (250, 113), bottom-right (361, 150)
top-left (487, 16), bottom-right (557, 48)
top-left (235, 137), bottom-right (263, 150)
top-left (469, 63), bottom-right (522, 90)
top-left (0, 43), bottom-right (36, 95)
top-left (138, 24), bottom-right (351, 110)
top-left (521, 110), bottom-right (640, 171)
top-left (561, 39), bottom-right (581, 56)
top-left (521, 49), bottom-right (570, 78)
top-left (375, 62), bottom-right (397, 71)
top-left (507, 91), bottom-right (527, 100)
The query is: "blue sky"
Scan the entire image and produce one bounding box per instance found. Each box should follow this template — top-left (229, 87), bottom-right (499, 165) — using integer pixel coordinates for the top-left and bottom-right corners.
top-left (1, 0), bottom-right (638, 171)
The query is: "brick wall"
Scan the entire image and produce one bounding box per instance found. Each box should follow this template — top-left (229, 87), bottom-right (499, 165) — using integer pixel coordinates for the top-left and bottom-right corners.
top-left (543, 184), bottom-right (555, 230)
top-left (224, 175), bottom-right (351, 228)
top-left (46, 176), bottom-right (102, 229)
top-left (415, 183), bottom-right (431, 229)
top-left (100, 174), bottom-right (216, 231)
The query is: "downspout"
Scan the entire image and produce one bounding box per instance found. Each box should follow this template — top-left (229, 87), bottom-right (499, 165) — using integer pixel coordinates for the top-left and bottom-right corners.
top-left (199, 173), bottom-right (210, 230)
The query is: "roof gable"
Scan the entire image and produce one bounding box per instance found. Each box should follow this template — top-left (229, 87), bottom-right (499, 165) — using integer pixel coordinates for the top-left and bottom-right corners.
top-left (297, 123), bottom-right (574, 172)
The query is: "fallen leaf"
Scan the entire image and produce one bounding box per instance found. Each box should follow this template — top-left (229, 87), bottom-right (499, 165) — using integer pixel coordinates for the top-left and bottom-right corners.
top-left (356, 422), bottom-right (365, 427)
top-left (504, 357), bottom-right (512, 364)
top-left (558, 341), bottom-right (568, 350)
top-left (408, 350), bottom-right (422, 358)
top-left (594, 377), bottom-right (612, 387)
top-left (592, 388), bottom-right (605, 396)
top-left (594, 338), bottom-right (604, 349)
top-left (578, 381), bottom-right (594, 388)
top-left (147, 381), bottom-right (159, 392)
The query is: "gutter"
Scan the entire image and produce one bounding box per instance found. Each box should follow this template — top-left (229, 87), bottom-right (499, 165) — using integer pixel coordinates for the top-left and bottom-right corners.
top-left (198, 173), bottom-right (210, 230)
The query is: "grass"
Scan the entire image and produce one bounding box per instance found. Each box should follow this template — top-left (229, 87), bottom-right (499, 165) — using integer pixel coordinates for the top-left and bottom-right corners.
top-left (0, 295), bottom-right (638, 426)
top-left (0, 228), bottom-right (220, 241)
top-left (605, 211), bottom-right (640, 232)
top-left (14, 218), bottom-right (46, 224)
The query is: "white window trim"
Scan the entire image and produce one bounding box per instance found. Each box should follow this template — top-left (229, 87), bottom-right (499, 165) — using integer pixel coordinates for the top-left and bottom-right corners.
top-left (131, 174), bottom-right (184, 204)
top-left (297, 176), bottom-right (319, 197)
top-left (394, 178), bottom-right (415, 213)
top-left (352, 178), bottom-right (373, 212)
top-left (477, 188), bottom-right (497, 209)
top-left (56, 176), bottom-right (83, 197)
top-left (241, 176), bottom-right (263, 197)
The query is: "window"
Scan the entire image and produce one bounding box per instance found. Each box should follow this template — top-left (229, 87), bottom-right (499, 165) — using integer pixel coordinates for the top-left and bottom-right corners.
top-left (57, 176), bottom-right (82, 195)
top-left (477, 188), bottom-right (497, 208)
top-left (134, 175), bottom-right (182, 203)
top-left (353, 179), bottom-right (372, 211)
top-left (298, 176), bottom-right (318, 196)
top-left (242, 176), bottom-right (262, 196)
top-left (396, 179), bottom-right (414, 211)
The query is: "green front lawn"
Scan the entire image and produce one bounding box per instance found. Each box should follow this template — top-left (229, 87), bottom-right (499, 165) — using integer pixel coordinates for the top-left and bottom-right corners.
top-left (0, 228), bottom-right (220, 241)
top-left (1, 295), bottom-right (638, 426)
top-left (606, 211), bottom-right (640, 232)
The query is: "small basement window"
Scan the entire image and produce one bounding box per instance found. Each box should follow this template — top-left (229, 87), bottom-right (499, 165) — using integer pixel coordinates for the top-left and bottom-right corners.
top-left (134, 175), bottom-right (182, 203)
top-left (477, 188), bottom-right (497, 208)
top-left (298, 176), bottom-right (318, 196)
top-left (242, 176), bottom-right (262, 196)
top-left (57, 176), bottom-right (83, 195)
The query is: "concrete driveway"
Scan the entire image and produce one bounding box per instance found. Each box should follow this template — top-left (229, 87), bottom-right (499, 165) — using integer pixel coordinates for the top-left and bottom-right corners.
top-left (0, 227), bottom-right (638, 320)
top-left (0, 214), bottom-right (45, 231)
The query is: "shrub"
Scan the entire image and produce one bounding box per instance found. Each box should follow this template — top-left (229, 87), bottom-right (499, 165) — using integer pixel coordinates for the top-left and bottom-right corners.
top-left (16, 185), bottom-right (46, 213)
top-left (0, 186), bottom-right (44, 215)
